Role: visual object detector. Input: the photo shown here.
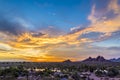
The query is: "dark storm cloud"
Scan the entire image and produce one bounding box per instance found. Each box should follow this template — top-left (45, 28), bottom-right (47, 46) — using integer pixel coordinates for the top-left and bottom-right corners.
top-left (0, 17), bottom-right (27, 35)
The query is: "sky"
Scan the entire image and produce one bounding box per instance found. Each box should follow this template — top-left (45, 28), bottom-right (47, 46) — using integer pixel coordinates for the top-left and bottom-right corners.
top-left (0, 0), bottom-right (120, 62)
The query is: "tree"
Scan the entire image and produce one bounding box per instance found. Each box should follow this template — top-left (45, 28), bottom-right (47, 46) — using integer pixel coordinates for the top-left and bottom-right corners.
top-left (72, 72), bottom-right (80, 80)
top-left (107, 68), bottom-right (119, 77)
top-left (95, 70), bottom-right (103, 77)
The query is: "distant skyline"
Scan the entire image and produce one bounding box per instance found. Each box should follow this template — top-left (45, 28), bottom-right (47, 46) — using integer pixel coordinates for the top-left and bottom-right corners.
top-left (0, 0), bottom-right (120, 62)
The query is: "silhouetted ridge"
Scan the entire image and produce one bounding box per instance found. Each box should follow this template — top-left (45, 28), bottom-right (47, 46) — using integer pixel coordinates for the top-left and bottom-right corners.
top-left (82, 56), bottom-right (109, 62)
top-left (63, 59), bottom-right (72, 63)
top-left (96, 56), bottom-right (106, 61)
top-left (109, 58), bottom-right (120, 62)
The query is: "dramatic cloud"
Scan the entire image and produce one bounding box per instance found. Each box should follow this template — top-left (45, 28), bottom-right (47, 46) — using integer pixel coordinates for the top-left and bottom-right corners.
top-left (108, 0), bottom-right (120, 14)
top-left (0, 18), bottom-right (27, 35)
top-left (0, 0), bottom-right (120, 62)
top-left (0, 43), bottom-right (12, 51)
top-left (71, 0), bottom-right (120, 42)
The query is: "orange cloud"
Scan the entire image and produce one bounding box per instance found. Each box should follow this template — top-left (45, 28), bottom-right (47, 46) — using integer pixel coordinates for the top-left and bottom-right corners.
top-left (0, 0), bottom-right (120, 62)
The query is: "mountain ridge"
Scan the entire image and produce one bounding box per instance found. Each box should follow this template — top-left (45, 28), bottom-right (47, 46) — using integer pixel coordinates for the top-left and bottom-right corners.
top-left (82, 56), bottom-right (110, 62)
top-left (109, 58), bottom-right (120, 62)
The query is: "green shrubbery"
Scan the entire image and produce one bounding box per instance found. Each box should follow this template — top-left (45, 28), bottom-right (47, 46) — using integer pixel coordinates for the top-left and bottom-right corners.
top-left (0, 65), bottom-right (28, 78)
top-left (107, 67), bottom-right (119, 77)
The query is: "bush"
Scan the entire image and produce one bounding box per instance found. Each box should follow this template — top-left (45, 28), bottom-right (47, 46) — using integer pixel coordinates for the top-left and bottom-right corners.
top-left (95, 70), bottom-right (103, 77)
top-left (107, 68), bottom-right (119, 77)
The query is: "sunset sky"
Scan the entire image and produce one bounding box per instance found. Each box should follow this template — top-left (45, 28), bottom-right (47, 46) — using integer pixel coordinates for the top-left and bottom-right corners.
top-left (0, 0), bottom-right (120, 62)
